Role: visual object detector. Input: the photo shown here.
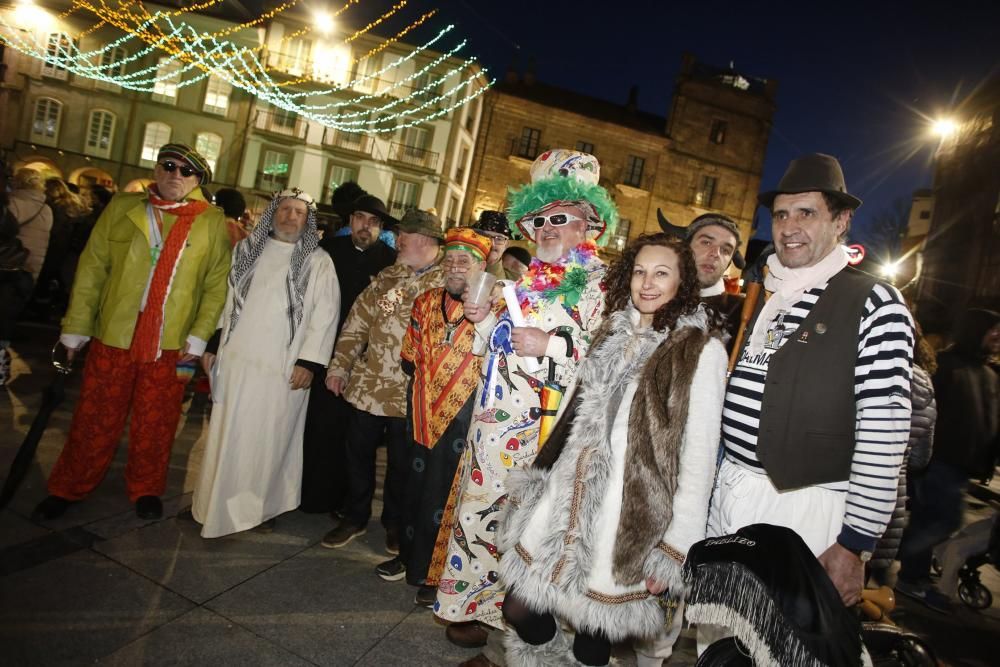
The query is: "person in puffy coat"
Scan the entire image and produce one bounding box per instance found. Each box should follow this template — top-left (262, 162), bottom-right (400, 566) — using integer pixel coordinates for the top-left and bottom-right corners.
top-left (869, 326), bottom-right (937, 584)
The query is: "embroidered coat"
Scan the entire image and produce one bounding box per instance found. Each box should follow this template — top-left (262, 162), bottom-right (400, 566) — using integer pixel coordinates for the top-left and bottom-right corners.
top-left (328, 255), bottom-right (444, 418)
top-left (433, 250), bottom-right (606, 629)
top-left (497, 306), bottom-right (727, 641)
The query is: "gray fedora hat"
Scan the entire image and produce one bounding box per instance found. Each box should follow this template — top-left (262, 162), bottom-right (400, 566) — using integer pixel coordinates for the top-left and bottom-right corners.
top-left (758, 153), bottom-right (862, 210)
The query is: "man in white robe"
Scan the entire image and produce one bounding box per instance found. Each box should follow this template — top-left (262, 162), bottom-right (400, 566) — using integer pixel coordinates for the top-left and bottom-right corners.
top-left (192, 188), bottom-right (340, 537)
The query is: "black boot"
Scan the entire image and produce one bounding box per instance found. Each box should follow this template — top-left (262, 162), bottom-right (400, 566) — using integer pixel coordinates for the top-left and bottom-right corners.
top-left (31, 495), bottom-right (72, 521)
top-left (135, 495), bottom-right (163, 520)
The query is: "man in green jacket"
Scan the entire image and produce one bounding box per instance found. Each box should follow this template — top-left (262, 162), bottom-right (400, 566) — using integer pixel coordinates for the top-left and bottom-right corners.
top-left (32, 143), bottom-right (231, 521)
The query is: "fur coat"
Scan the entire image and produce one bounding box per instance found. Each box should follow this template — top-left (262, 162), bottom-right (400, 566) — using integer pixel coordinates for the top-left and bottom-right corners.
top-left (497, 305), bottom-right (727, 642)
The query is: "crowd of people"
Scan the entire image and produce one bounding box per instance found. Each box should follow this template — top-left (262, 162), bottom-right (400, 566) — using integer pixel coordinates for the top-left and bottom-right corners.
top-left (2, 141), bottom-right (998, 666)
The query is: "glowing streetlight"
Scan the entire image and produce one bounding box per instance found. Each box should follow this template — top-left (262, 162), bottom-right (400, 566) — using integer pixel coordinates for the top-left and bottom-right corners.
top-left (932, 118), bottom-right (957, 139)
top-left (314, 11), bottom-right (336, 35)
top-left (880, 260), bottom-right (900, 281)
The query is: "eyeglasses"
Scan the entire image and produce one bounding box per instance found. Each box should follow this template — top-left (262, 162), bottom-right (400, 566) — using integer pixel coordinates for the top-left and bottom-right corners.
top-left (530, 213), bottom-right (586, 229)
top-left (158, 160), bottom-right (201, 178)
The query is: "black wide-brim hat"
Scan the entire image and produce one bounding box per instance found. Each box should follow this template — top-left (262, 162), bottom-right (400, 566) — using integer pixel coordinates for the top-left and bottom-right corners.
top-left (350, 194), bottom-right (400, 228)
top-left (758, 153), bottom-right (862, 210)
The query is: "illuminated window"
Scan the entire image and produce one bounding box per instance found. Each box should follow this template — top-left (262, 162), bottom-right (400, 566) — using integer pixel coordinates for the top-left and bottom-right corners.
top-left (203, 76), bottom-right (231, 115)
top-left (85, 110), bottom-right (116, 158)
top-left (30, 97), bottom-right (62, 146)
top-left (140, 122), bottom-right (172, 166)
top-left (41, 33), bottom-right (73, 80)
top-left (151, 57), bottom-right (182, 104)
top-left (195, 132), bottom-right (222, 174)
top-left (258, 150), bottom-right (291, 191)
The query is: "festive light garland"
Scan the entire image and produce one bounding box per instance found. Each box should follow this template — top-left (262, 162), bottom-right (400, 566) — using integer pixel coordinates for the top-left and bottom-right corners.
top-left (0, 1), bottom-right (495, 133)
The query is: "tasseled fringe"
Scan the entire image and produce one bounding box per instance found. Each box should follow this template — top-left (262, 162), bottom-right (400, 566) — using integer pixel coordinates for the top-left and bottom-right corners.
top-left (684, 564), bottom-right (844, 667)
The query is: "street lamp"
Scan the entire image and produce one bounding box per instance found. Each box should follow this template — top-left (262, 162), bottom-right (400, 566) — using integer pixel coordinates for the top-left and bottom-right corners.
top-left (314, 11), bottom-right (336, 35)
top-left (932, 118), bottom-right (957, 139)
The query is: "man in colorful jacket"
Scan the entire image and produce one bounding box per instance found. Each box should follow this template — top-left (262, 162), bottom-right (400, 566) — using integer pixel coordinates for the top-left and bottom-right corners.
top-left (32, 143), bottom-right (231, 522)
top-left (322, 209), bottom-right (445, 553)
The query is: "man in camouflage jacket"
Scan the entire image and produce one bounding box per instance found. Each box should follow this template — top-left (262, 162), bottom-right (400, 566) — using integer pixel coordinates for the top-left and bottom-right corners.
top-left (322, 209), bottom-right (445, 553)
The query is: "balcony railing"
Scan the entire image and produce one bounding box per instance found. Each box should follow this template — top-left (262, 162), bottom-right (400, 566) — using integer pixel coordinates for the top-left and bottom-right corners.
top-left (254, 109), bottom-right (307, 139)
top-left (388, 199), bottom-right (417, 220)
top-left (321, 127), bottom-right (376, 156)
top-left (388, 142), bottom-right (439, 170)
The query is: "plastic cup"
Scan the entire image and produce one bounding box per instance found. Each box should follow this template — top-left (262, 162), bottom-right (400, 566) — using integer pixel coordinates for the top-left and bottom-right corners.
top-left (467, 271), bottom-right (498, 306)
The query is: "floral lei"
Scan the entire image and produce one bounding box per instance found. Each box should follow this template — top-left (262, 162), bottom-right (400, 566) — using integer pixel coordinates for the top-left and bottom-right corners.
top-left (515, 240), bottom-right (600, 317)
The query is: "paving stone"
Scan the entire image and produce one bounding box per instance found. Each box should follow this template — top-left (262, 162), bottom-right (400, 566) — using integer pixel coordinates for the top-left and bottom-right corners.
top-left (207, 543), bottom-right (416, 665)
top-left (101, 607), bottom-right (314, 666)
top-left (0, 549), bottom-right (193, 665)
top-left (94, 511), bottom-right (317, 604)
top-left (353, 606), bottom-right (480, 666)
top-left (0, 508), bottom-right (49, 550)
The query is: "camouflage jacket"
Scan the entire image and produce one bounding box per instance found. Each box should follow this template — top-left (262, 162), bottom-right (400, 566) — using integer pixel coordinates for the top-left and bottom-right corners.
top-left (328, 254), bottom-right (444, 417)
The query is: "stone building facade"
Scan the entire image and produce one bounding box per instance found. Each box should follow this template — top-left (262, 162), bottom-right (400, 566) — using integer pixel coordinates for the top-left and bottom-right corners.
top-left (916, 74), bottom-right (1000, 332)
top-left (0, 1), bottom-right (485, 220)
top-left (463, 54), bottom-right (776, 257)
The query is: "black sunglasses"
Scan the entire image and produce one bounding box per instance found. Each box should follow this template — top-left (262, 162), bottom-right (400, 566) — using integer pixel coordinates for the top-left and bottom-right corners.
top-left (158, 160), bottom-right (201, 178)
top-left (530, 213), bottom-right (586, 229)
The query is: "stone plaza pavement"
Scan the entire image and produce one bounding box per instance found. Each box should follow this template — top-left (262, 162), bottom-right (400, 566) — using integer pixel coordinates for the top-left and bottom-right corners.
top-left (1, 326), bottom-right (998, 666)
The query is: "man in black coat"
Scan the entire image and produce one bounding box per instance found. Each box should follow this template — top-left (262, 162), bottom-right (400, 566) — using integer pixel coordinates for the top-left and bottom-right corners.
top-left (300, 194), bottom-right (398, 513)
top-left (659, 210), bottom-right (745, 348)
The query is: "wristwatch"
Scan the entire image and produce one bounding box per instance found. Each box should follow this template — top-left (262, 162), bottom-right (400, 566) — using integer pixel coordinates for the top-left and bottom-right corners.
top-left (847, 546), bottom-right (873, 562)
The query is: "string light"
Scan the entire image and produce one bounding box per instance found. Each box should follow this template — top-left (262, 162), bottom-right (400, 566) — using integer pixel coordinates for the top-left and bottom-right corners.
top-left (0, 1), bottom-right (495, 133)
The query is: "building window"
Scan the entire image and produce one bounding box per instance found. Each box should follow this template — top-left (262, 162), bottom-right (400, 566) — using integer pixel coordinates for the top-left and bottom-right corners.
top-left (95, 46), bottom-right (127, 91)
top-left (140, 122), bottom-right (172, 166)
top-left (41, 33), bottom-right (73, 80)
top-left (516, 127), bottom-right (541, 159)
top-left (85, 109), bottom-right (115, 158)
top-left (412, 68), bottom-right (443, 104)
top-left (401, 126), bottom-right (429, 153)
top-left (389, 179), bottom-right (420, 219)
top-left (203, 76), bottom-right (232, 116)
top-left (575, 141), bottom-right (594, 154)
top-left (30, 97), bottom-right (62, 146)
top-left (446, 194), bottom-right (461, 227)
top-left (455, 145), bottom-right (470, 183)
top-left (258, 150), bottom-right (291, 191)
top-left (272, 105), bottom-right (299, 133)
top-left (151, 57), bottom-right (182, 104)
top-left (919, 210), bottom-right (931, 220)
top-left (464, 98), bottom-right (480, 133)
top-left (710, 120), bottom-right (728, 145)
top-left (695, 175), bottom-right (718, 207)
top-left (609, 218), bottom-right (632, 253)
top-left (623, 155), bottom-right (645, 188)
top-left (195, 132), bottom-right (222, 175)
top-left (325, 162), bottom-right (357, 203)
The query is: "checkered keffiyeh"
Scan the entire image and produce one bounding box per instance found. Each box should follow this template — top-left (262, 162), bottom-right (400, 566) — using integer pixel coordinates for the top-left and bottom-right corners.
top-left (225, 194), bottom-right (319, 347)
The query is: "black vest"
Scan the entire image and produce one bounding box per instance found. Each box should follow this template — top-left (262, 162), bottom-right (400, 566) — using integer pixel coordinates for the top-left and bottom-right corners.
top-left (749, 267), bottom-right (876, 490)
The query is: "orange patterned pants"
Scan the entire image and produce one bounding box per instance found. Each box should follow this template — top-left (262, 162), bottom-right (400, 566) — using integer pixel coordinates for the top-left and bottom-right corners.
top-left (47, 339), bottom-right (185, 502)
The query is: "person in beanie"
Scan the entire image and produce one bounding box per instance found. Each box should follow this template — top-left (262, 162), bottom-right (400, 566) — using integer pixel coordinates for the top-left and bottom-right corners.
top-left (322, 209), bottom-right (444, 553)
top-left (436, 149), bottom-right (612, 666)
top-left (301, 193), bottom-right (397, 515)
top-left (697, 154), bottom-right (914, 650)
top-left (500, 246), bottom-right (531, 281)
top-left (658, 210), bottom-right (745, 348)
top-left (472, 210), bottom-right (511, 278)
top-left (32, 143), bottom-right (230, 521)
top-left (190, 188), bottom-right (339, 537)
top-left (375, 228), bottom-right (497, 606)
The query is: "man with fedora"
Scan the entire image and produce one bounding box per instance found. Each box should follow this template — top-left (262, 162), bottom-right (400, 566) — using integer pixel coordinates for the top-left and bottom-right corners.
top-left (301, 192), bottom-right (398, 514)
top-left (659, 210), bottom-right (746, 347)
top-left (32, 143), bottom-right (230, 521)
top-left (322, 209), bottom-right (445, 553)
top-left (704, 153), bottom-right (914, 611)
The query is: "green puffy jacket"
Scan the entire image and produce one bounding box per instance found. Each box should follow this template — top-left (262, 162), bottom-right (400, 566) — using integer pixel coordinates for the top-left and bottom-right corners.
top-left (61, 188), bottom-right (231, 350)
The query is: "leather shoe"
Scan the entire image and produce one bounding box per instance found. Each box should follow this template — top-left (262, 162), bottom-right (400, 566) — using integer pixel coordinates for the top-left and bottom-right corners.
top-left (445, 621), bottom-right (488, 649)
top-left (459, 654), bottom-right (500, 667)
top-left (31, 495), bottom-right (71, 521)
top-left (135, 495), bottom-right (163, 520)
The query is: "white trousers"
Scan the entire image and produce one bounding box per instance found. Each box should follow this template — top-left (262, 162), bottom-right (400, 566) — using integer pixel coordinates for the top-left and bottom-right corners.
top-left (632, 601), bottom-right (685, 667)
top-left (697, 458), bottom-right (847, 653)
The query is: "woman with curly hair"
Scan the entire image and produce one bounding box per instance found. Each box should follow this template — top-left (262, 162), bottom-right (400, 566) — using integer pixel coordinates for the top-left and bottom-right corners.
top-left (496, 233), bottom-right (728, 666)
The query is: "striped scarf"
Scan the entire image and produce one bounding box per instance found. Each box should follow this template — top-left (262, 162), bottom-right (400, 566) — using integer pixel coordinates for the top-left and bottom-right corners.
top-left (130, 188), bottom-right (209, 362)
top-left (225, 196), bottom-right (319, 346)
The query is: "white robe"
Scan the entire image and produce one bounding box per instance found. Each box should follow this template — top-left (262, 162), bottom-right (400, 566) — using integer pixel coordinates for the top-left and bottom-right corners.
top-left (193, 239), bottom-right (340, 537)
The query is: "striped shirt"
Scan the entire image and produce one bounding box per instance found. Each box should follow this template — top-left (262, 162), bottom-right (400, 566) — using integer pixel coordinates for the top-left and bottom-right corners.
top-left (722, 280), bottom-right (914, 551)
